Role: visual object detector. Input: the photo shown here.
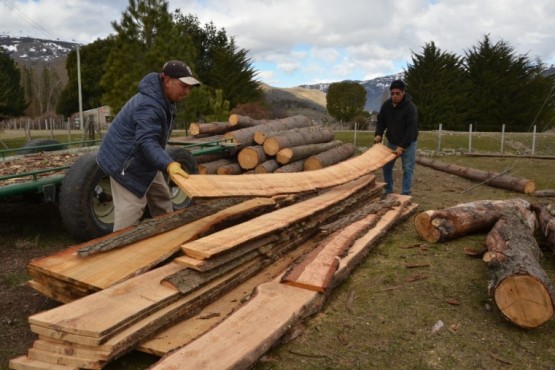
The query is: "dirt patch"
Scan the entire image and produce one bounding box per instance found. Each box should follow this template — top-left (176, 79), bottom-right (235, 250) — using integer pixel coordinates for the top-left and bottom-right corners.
top-left (1, 157), bottom-right (555, 369)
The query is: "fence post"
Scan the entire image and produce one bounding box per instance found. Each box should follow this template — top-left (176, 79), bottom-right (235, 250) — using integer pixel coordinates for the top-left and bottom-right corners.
top-left (436, 123), bottom-right (442, 155)
top-left (353, 122), bottom-right (357, 146)
top-left (500, 124), bottom-right (505, 153)
top-left (468, 123), bottom-right (473, 153)
top-left (532, 125), bottom-right (536, 155)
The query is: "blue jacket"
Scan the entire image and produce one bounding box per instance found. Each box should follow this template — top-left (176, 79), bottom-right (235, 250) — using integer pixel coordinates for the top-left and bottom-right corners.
top-left (97, 72), bottom-right (175, 198)
top-left (375, 93), bottom-right (418, 149)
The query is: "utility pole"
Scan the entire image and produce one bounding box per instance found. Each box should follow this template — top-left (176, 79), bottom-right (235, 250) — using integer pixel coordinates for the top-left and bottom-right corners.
top-left (76, 45), bottom-right (84, 133)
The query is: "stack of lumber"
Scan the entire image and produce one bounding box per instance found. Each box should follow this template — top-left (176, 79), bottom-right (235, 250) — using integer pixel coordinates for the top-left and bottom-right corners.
top-left (189, 114), bottom-right (356, 174)
top-left (10, 143), bottom-right (408, 369)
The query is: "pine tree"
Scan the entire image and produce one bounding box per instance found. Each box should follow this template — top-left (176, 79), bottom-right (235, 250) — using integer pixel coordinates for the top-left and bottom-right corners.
top-left (405, 42), bottom-right (469, 130)
top-left (101, 0), bottom-right (196, 113)
top-left (464, 34), bottom-right (555, 132)
top-left (326, 81), bottom-right (366, 122)
top-left (0, 48), bottom-right (27, 119)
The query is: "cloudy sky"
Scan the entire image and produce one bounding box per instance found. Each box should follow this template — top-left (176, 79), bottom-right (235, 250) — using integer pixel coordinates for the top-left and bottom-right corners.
top-left (1, 0), bottom-right (554, 88)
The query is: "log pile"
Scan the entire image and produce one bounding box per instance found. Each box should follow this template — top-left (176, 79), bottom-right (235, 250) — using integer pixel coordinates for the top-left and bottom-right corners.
top-left (10, 141), bottom-right (412, 369)
top-left (187, 114), bottom-right (358, 175)
top-left (415, 199), bottom-right (555, 329)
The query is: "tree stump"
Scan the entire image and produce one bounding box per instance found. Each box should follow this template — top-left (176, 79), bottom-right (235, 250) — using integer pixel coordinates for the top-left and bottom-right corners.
top-left (484, 209), bottom-right (555, 328)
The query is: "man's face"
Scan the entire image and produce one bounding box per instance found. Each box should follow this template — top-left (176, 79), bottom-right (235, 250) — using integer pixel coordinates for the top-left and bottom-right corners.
top-left (163, 77), bottom-right (192, 103)
top-left (390, 88), bottom-right (405, 106)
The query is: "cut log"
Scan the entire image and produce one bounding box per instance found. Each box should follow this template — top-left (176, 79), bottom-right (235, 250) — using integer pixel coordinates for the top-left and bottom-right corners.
top-left (237, 145), bottom-right (267, 170)
top-left (189, 122), bottom-right (233, 136)
top-left (484, 209), bottom-right (555, 328)
top-left (532, 189), bottom-right (555, 197)
top-left (276, 140), bottom-right (343, 165)
top-left (216, 163), bottom-right (242, 175)
top-left (531, 203), bottom-right (555, 252)
top-left (263, 126), bottom-right (335, 156)
top-left (416, 156), bottom-right (536, 194)
top-left (254, 159), bottom-right (280, 173)
top-left (303, 143), bottom-right (356, 171)
top-left (273, 159), bottom-right (305, 173)
top-left (222, 115), bottom-right (312, 148)
top-left (198, 159), bottom-right (233, 174)
top-left (171, 143), bottom-right (397, 198)
top-left (414, 198), bottom-right (534, 243)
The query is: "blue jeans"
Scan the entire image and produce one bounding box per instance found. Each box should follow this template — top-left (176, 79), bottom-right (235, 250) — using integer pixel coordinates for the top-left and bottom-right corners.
top-left (383, 141), bottom-right (417, 195)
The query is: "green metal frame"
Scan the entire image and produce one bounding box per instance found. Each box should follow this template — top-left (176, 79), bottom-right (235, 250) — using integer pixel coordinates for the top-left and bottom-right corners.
top-left (0, 138), bottom-right (234, 201)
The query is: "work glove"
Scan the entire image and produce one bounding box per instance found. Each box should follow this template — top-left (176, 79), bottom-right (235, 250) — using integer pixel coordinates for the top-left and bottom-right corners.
top-left (373, 135), bottom-right (382, 144)
top-left (167, 161), bottom-right (189, 179)
top-left (395, 146), bottom-right (405, 156)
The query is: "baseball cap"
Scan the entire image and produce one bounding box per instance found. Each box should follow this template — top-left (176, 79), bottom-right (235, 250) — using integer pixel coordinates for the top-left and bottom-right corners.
top-left (162, 60), bottom-right (201, 86)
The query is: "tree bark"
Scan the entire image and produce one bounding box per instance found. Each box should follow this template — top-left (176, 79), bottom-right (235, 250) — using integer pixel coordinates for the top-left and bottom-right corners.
top-left (274, 159), bottom-right (305, 173)
top-left (531, 203), bottom-right (555, 252)
top-left (303, 143), bottom-right (355, 171)
top-left (198, 159), bottom-right (233, 174)
top-left (189, 122), bottom-right (233, 136)
top-left (263, 126), bottom-right (335, 156)
top-left (276, 140), bottom-right (343, 165)
top-left (416, 156), bottom-right (536, 194)
top-left (532, 190), bottom-right (555, 197)
top-left (216, 163), bottom-right (243, 175)
top-left (255, 159), bottom-right (280, 174)
top-left (414, 198), bottom-right (535, 243)
top-left (237, 145), bottom-right (267, 170)
top-left (484, 209), bottom-right (555, 328)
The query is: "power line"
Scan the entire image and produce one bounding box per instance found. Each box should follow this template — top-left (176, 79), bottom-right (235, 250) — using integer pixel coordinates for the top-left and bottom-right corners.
top-left (1, 0), bottom-right (59, 40)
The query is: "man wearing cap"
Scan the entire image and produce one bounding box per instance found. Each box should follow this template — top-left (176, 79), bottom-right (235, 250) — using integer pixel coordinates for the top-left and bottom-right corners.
top-left (97, 60), bottom-right (201, 232)
top-left (373, 79), bottom-right (418, 195)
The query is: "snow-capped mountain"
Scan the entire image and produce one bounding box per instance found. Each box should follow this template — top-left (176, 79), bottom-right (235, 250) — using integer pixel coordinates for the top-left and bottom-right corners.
top-left (0, 34), bottom-right (78, 65)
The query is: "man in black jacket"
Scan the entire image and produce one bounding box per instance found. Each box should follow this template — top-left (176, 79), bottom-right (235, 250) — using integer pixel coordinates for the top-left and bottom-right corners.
top-left (374, 79), bottom-right (418, 195)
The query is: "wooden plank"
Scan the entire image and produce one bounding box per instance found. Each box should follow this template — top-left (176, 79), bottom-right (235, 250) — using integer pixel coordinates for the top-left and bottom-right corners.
top-left (171, 143), bottom-right (396, 197)
top-left (138, 239), bottom-right (319, 355)
top-left (149, 281), bottom-right (322, 370)
top-left (32, 339), bottom-right (110, 361)
top-left (182, 174), bottom-right (376, 259)
top-left (27, 348), bottom-right (103, 369)
top-left (9, 356), bottom-right (77, 370)
top-left (281, 214), bottom-right (379, 292)
top-left (29, 263), bottom-right (183, 340)
top-left (27, 197), bottom-right (278, 295)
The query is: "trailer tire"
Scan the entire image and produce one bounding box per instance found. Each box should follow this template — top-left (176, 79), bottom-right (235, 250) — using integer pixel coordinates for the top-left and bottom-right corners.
top-left (59, 151), bottom-right (114, 241)
top-left (164, 146), bottom-right (198, 209)
top-left (59, 147), bottom-right (198, 241)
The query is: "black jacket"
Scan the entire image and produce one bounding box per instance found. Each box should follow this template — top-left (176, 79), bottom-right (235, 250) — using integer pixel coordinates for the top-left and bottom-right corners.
top-left (375, 93), bottom-right (418, 149)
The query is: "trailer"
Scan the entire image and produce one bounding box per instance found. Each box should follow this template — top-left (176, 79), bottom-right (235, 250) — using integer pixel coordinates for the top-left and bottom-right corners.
top-left (0, 137), bottom-right (235, 241)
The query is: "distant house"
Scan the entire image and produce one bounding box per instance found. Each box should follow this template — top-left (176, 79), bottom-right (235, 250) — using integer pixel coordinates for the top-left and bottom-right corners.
top-left (71, 106), bottom-right (112, 130)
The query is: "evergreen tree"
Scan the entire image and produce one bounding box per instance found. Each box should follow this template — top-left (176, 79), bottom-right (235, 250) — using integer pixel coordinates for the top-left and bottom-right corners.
top-left (405, 42), bottom-right (469, 130)
top-left (326, 81), bottom-right (366, 122)
top-left (464, 34), bottom-right (555, 131)
top-left (101, 0), bottom-right (196, 114)
top-left (57, 37), bottom-right (115, 116)
top-left (0, 48), bottom-right (27, 119)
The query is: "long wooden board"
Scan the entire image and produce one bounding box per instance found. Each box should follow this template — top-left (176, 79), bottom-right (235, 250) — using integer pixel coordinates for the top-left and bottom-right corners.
top-left (171, 143), bottom-right (396, 197)
top-left (27, 197), bottom-right (278, 297)
top-left (181, 175), bottom-right (376, 259)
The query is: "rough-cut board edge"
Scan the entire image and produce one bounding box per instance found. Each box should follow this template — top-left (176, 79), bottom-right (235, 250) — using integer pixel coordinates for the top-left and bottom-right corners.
top-left (180, 174), bottom-right (376, 260)
top-left (171, 143), bottom-right (396, 197)
top-left (148, 196), bottom-right (417, 370)
top-left (26, 197), bottom-right (279, 297)
top-left (9, 355), bottom-right (78, 370)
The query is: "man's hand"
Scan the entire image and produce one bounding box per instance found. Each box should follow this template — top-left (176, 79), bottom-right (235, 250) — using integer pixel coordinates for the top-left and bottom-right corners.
top-left (395, 146), bottom-right (405, 156)
top-left (167, 161), bottom-right (189, 179)
top-left (373, 135), bottom-right (382, 144)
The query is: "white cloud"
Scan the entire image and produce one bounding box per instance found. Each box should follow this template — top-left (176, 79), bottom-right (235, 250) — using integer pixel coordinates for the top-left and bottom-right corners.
top-left (2, 0), bottom-right (554, 87)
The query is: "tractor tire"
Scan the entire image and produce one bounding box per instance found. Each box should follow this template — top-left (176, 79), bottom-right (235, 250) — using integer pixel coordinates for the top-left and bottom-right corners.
top-left (59, 147), bottom-right (198, 241)
top-left (59, 151), bottom-right (114, 241)
top-left (19, 139), bottom-right (65, 154)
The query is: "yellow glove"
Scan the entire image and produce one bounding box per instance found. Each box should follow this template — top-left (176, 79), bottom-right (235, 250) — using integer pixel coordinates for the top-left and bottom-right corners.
top-left (395, 146), bottom-right (405, 156)
top-left (373, 135), bottom-right (382, 144)
top-left (167, 161), bottom-right (189, 179)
